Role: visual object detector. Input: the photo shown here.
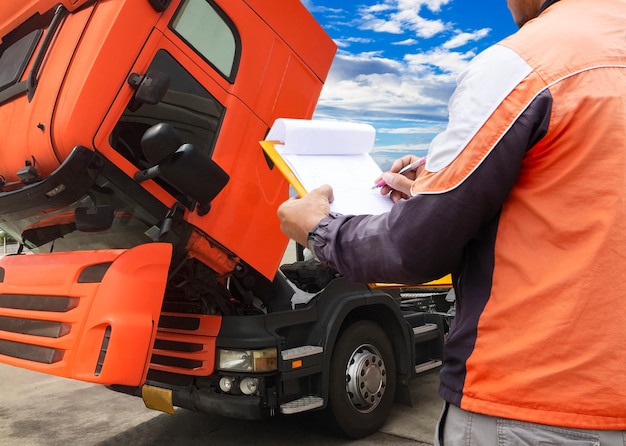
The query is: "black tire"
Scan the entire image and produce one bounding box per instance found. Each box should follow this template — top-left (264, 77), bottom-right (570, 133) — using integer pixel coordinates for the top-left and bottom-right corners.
top-left (327, 320), bottom-right (397, 438)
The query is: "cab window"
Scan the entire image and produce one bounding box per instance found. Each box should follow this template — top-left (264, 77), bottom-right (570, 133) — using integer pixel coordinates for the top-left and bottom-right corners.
top-left (110, 50), bottom-right (225, 208)
top-left (0, 7), bottom-right (58, 100)
top-left (170, 0), bottom-right (240, 82)
top-left (0, 30), bottom-right (42, 92)
top-left (110, 49), bottom-right (225, 167)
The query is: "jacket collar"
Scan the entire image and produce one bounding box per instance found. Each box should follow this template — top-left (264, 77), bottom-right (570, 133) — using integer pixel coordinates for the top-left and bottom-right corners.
top-left (538, 0), bottom-right (560, 16)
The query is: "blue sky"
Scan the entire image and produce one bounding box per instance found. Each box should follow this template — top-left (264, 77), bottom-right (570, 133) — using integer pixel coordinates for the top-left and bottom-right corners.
top-left (301, 0), bottom-right (518, 169)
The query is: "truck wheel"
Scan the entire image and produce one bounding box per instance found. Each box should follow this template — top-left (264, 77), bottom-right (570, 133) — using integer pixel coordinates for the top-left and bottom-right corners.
top-left (327, 320), bottom-right (397, 438)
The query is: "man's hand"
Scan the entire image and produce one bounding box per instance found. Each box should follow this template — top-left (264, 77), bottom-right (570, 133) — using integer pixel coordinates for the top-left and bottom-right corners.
top-left (277, 185), bottom-right (334, 246)
top-left (377, 155), bottom-right (424, 203)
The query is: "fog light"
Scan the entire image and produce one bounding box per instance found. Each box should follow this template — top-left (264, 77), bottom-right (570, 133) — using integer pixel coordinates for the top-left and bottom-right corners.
top-left (219, 376), bottom-right (235, 393)
top-left (239, 377), bottom-right (259, 395)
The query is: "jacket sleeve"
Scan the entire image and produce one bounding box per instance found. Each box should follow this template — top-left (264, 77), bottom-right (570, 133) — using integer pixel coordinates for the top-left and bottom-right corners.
top-left (312, 45), bottom-right (552, 284)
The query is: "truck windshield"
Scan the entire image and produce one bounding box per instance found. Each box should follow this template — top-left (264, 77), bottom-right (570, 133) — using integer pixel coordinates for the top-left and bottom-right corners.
top-left (15, 179), bottom-right (158, 253)
top-left (18, 177), bottom-right (159, 252)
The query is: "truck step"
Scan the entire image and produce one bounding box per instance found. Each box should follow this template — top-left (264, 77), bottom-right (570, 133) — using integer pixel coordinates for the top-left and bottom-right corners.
top-left (415, 359), bottom-right (442, 374)
top-left (412, 323), bottom-right (439, 335)
top-left (412, 323), bottom-right (441, 344)
top-left (281, 345), bottom-right (323, 361)
top-left (280, 396), bottom-right (324, 414)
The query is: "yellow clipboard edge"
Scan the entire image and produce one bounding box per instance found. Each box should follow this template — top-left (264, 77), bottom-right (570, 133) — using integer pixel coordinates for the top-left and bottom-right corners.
top-left (260, 140), bottom-right (308, 197)
top-left (369, 274), bottom-right (453, 289)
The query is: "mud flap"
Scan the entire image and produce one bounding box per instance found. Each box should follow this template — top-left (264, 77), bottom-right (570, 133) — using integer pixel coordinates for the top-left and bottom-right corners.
top-left (0, 243), bottom-right (171, 386)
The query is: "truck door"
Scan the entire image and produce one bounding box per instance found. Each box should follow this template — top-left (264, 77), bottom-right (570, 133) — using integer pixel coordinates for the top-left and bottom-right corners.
top-left (94, 28), bottom-right (231, 208)
top-left (93, 1), bottom-right (291, 279)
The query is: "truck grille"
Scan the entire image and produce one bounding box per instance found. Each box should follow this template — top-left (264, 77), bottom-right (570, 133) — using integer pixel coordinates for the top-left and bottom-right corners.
top-left (149, 312), bottom-right (220, 376)
top-left (0, 294), bottom-right (76, 364)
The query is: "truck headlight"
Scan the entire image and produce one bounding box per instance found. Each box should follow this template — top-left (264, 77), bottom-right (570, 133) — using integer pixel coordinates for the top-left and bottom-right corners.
top-left (217, 348), bottom-right (277, 372)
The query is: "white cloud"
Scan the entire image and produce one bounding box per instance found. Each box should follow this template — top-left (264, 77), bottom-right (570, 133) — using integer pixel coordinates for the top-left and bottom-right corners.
top-left (317, 65), bottom-right (455, 122)
top-left (335, 36), bottom-right (376, 48)
top-left (326, 50), bottom-right (404, 79)
top-left (359, 16), bottom-right (404, 34)
top-left (358, 0), bottom-right (452, 38)
top-left (443, 28), bottom-right (491, 49)
top-left (404, 48), bottom-right (476, 74)
top-left (299, 0), bottom-right (342, 14)
top-left (392, 38), bottom-right (418, 46)
top-left (378, 125), bottom-right (445, 134)
top-left (364, 3), bottom-right (395, 13)
top-left (313, 21), bottom-right (479, 125)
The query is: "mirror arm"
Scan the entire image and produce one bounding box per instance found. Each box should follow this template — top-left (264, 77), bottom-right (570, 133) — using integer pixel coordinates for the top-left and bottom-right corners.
top-left (158, 203), bottom-right (185, 240)
top-left (127, 73), bottom-right (143, 89)
top-left (134, 165), bottom-right (161, 182)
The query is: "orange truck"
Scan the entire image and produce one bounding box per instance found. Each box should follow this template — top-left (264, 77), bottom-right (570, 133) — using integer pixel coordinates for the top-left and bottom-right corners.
top-left (0, 0), bottom-right (451, 438)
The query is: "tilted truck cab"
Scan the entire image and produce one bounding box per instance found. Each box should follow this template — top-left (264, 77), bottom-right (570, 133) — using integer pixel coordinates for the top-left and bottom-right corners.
top-left (0, 0), bottom-right (452, 439)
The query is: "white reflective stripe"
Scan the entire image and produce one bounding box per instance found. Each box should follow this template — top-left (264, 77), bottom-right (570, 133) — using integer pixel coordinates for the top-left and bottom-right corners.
top-left (426, 45), bottom-right (533, 172)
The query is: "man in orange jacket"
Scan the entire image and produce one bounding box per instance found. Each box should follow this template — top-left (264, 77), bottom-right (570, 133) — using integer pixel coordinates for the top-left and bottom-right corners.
top-left (278, 0), bottom-right (626, 444)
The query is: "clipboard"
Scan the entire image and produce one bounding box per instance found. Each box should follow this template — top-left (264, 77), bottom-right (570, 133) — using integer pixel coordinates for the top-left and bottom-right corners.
top-left (260, 119), bottom-right (394, 215)
top-left (260, 140), bottom-right (308, 197)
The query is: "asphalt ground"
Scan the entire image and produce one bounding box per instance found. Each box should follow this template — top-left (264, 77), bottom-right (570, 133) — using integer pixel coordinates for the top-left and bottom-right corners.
top-left (0, 363), bottom-right (443, 445)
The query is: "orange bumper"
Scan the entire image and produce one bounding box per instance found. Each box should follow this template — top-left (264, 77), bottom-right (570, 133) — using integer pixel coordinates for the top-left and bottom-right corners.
top-left (0, 243), bottom-right (171, 386)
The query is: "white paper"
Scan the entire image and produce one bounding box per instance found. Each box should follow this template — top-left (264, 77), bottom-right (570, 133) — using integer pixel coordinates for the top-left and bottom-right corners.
top-left (267, 118), bottom-right (376, 155)
top-left (269, 119), bottom-right (393, 215)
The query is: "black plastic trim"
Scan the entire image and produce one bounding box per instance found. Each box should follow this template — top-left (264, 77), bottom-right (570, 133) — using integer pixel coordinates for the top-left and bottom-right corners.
top-left (191, 389), bottom-right (263, 420)
top-left (0, 80), bottom-right (27, 105)
top-left (77, 262), bottom-right (113, 283)
top-left (0, 146), bottom-right (102, 221)
top-left (148, 0), bottom-right (172, 12)
top-left (0, 339), bottom-right (63, 364)
top-left (27, 5), bottom-right (68, 102)
top-left (0, 294), bottom-right (78, 312)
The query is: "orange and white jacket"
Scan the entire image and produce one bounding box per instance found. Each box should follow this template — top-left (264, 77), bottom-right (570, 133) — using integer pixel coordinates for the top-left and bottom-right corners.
top-left (313, 0), bottom-right (626, 429)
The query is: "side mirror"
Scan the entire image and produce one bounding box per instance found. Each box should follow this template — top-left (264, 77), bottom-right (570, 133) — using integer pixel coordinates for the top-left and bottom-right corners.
top-left (135, 123), bottom-right (230, 215)
top-left (127, 70), bottom-right (170, 111)
top-left (140, 122), bottom-right (182, 165)
top-left (160, 144), bottom-right (230, 215)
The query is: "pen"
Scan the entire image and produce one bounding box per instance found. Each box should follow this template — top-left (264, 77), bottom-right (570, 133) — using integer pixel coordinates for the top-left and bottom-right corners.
top-left (372, 156), bottom-right (426, 189)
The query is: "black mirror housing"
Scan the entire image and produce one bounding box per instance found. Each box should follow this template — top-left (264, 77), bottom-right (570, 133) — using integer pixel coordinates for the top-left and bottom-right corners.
top-left (160, 144), bottom-right (230, 215)
top-left (140, 122), bottom-right (182, 165)
top-left (127, 70), bottom-right (170, 111)
top-left (135, 124), bottom-right (230, 215)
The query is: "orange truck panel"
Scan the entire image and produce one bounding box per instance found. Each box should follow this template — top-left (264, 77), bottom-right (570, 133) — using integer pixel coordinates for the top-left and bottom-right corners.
top-left (0, 1), bottom-right (91, 39)
top-left (0, 243), bottom-right (172, 385)
top-left (0, 0), bottom-right (336, 279)
top-left (243, 0), bottom-right (336, 83)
